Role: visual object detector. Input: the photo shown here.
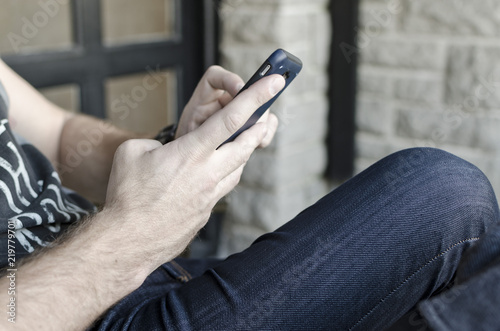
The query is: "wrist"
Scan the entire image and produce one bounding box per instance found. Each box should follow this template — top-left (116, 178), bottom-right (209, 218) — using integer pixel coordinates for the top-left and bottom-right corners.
top-left (11, 211), bottom-right (151, 330)
top-left (96, 205), bottom-right (183, 276)
top-left (84, 208), bottom-right (154, 286)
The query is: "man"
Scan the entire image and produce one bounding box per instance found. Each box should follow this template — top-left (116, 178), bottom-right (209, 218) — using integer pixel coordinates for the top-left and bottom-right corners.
top-left (0, 58), bottom-right (498, 330)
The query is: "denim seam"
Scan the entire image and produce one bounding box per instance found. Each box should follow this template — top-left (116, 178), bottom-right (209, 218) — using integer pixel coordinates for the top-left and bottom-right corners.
top-left (159, 266), bottom-right (176, 282)
top-left (170, 260), bottom-right (193, 282)
top-left (348, 237), bottom-right (481, 331)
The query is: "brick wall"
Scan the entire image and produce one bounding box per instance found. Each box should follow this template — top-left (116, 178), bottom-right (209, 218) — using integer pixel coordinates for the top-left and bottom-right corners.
top-left (356, 0), bottom-right (500, 197)
top-left (217, 0), bottom-right (331, 255)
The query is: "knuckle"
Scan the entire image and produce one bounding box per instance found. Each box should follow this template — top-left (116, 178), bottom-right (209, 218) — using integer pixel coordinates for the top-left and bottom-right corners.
top-left (207, 171), bottom-right (220, 187)
top-left (256, 93), bottom-right (271, 107)
top-left (240, 154), bottom-right (251, 167)
top-left (201, 172), bottom-right (220, 195)
top-left (206, 65), bottom-right (222, 75)
top-left (113, 140), bottom-right (143, 167)
top-left (235, 148), bottom-right (252, 166)
top-left (230, 169), bottom-right (244, 187)
top-left (226, 177), bottom-right (238, 192)
top-left (177, 136), bottom-right (206, 162)
top-left (223, 112), bottom-right (244, 134)
top-left (244, 131), bottom-right (261, 150)
top-left (116, 139), bottom-right (136, 156)
top-left (254, 87), bottom-right (273, 107)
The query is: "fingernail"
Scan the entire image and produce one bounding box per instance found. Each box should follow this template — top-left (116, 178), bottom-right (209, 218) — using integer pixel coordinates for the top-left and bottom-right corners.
top-left (271, 76), bottom-right (285, 96)
top-left (236, 82), bottom-right (244, 91)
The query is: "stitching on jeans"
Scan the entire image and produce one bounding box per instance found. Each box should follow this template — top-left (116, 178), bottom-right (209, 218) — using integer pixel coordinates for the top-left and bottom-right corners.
top-left (170, 260), bottom-right (193, 282)
top-left (348, 237), bottom-right (480, 331)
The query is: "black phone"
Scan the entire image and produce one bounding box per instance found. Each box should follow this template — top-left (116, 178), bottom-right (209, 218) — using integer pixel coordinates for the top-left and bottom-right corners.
top-left (220, 49), bottom-right (303, 147)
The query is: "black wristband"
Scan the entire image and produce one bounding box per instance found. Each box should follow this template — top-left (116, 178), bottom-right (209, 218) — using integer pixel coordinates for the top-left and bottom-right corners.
top-left (154, 123), bottom-right (177, 145)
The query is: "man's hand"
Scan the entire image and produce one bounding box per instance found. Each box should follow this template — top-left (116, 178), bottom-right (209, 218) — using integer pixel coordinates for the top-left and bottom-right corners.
top-left (0, 68), bottom-right (285, 331)
top-left (104, 70), bottom-right (285, 273)
top-left (175, 66), bottom-right (279, 148)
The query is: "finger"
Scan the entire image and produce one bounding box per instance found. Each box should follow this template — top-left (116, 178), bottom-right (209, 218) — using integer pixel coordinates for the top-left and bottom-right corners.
top-left (259, 113), bottom-right (279, 148)
top-left (201, 66), bottom-right (244, 99)
top-left (215, 164), bottom-right (246, 200)
top-left (192, 74), bottom-right (285, 152)
top-left (194, 84), bottom-right (259, 131)
top-left (210, 121), bottom-right (267, 181)
top-left (114, 139), bottom-right (162, 164)
top-left (120, 139), bottom-right (163, 154)
top-left (218, 91), bottom-right (235, 108)
top-left (192, 100), bottom-right (225, 125)
top-left (256, 109), bottom-right (270, 124)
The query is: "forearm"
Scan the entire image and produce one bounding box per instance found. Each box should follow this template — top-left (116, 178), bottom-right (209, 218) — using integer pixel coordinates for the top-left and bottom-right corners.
top-left (58, 114), bottom-right (152, 203)
top-left (0, 210), bottom-right (154, 331)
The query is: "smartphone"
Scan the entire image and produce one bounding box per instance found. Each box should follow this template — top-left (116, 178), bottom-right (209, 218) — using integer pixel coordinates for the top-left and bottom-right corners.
top-left (220, 49), bottom-right (303, 147)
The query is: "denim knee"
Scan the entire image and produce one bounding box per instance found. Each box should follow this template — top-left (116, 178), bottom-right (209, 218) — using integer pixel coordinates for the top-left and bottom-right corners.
top-left (382, 147), bottom-right (499, 230)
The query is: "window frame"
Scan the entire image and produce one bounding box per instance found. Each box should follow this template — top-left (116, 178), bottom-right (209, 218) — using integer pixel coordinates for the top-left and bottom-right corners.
top-left (1, 0), bottom-right (217, 120)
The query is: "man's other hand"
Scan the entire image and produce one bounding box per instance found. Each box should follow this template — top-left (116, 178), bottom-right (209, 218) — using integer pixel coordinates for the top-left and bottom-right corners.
top-left (176, 66), bottom-right (280, 148)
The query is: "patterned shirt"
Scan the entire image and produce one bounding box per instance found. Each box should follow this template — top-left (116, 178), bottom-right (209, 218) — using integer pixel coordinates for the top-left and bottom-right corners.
top-left (0, 80), bottom-right (95, 270)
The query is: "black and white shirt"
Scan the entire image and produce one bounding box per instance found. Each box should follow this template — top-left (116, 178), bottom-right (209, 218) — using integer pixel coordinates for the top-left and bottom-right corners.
top-left (0, 80), bottom-right (95, 270)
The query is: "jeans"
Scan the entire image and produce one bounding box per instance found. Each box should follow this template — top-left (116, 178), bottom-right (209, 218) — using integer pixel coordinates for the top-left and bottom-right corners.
top-left (416, 222), bottom-right (500, 331)
top-left (91, 148), bottom-right (500, 330)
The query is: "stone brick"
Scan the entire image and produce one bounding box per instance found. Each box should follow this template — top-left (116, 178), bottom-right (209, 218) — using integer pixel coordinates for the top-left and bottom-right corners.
top-left (353, 157), bottom-right (378, 176)
top-left (357, 71), bottom-right (393, 97)
top-left (489, 157), bottom-right (500, 200)
top-left (217, 222), bottom-right (266, 257)
top-left (394, 77), bottom-right (443, 104)
top-left (219, 0), bottom-right (332, 253)
top-left (224, 178), bottom-right (327, 235)
top-left (396, 106), bottom-right (478, 147)
top-left (476, 115), bottom-right (500, 152)
top-left (241, 142), bottom-right (327, 190)
top-left (355, 132), bottom-right (394, 160)
top-left (359, 1), bottom-right (401, 33)
top-left (360, 0), bottom-right (399, 6)
top-left (355, 0), bottom-right (500, 205)
top-left (309, 12), bottom-right (332, 68)
top-left (437, 145), bottom-right (492, 177)
top-left (361, 39), bottom-right (446, 70)
top-left (356, 96), bottom-right (393, 135)
top-left (229, 0), bottom-right (329, 6)
top-left (221, 8), bottom-right (309, 45)
top-left (266, 178), bottom-right (328, 228)
top-left (223, 186), bottom-right (265, 227)
top-left (218, 176), bottom-right (328, 255)
top-left (271, 97), bottom-right (329, 148)
top-left (403, 0), bottom-right (500, 37)
top-left (446, 46), bottom-right (500, 110)
top-left (289, 68), bottom-right (329, 95)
